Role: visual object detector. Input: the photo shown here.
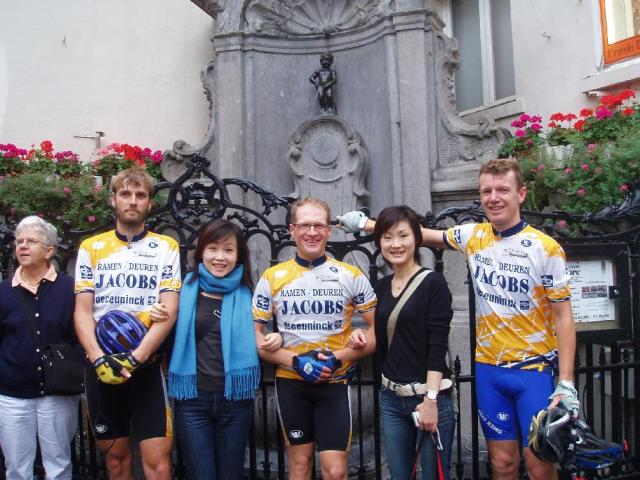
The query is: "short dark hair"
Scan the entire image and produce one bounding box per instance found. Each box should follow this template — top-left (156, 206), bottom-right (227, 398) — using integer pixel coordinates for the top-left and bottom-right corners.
top-left (373, 205), bottom-right (423, 264)
top-left (479, 158), bottom-right (525, 189)
top-left (190, 219), bottom-right (253, 289)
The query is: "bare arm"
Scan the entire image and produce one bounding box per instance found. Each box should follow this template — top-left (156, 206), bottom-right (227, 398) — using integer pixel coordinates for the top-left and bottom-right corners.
top-left (132, 290), bottom-right (179, 363)
top-left (254, 322), bottom-right (296, 368)
top-left (552, 300), bottom-right (576, 382)
top-left (333, 309), bottom-right (376, 363)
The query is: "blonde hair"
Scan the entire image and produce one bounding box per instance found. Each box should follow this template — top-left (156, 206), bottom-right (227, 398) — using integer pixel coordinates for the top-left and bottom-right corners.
top-left (479, 158), bottom-right (525, 189)
top-left (289, 197), bottom-right (331, 224)
top-left (110, 168), bottom-right (155, 196)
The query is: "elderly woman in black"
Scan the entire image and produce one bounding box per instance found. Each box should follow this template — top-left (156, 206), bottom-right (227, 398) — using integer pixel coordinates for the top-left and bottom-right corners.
top-left (0, 216), bottom-right (78, 480)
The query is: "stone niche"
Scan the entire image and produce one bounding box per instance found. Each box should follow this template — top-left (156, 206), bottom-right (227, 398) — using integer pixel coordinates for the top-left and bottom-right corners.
top-left (170, 0), bottom-right (508, 218)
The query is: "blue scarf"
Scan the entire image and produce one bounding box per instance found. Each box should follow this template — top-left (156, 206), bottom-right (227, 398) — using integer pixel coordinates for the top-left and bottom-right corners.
top-left (168, 263), bottom-right (260, 401)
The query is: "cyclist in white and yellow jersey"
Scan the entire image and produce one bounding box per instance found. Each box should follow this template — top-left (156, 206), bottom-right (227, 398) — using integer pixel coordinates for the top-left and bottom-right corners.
top-left (338, 158), bottom-right (578, 480)
top-left (253, 197), bottom-right (376, 480)
top-left (74, 168), bottom-right (180, 480)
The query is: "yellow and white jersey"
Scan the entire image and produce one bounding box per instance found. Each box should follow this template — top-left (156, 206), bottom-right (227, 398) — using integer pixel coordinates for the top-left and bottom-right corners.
top-left (252, 255), bottom-right (377, 382)
top-left (445, 221), bottom-right (571, 370)
top-left (74, 230), bottom-right (181, 325)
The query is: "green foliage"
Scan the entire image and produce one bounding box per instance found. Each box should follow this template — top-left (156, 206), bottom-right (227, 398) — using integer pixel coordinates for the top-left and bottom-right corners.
top-left (0, 173), bottom-right (111, 231)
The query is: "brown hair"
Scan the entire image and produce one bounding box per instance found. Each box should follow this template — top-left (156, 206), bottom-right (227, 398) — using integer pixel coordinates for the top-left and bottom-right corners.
top-left (289, 197), bottom-right (331, 225)
top-left (110, 168), bottom-right (156, 196)
top-left (190, 218), bottom-right (254, 290)
top-left (373, 206), bottom-right (423, 264)
top-left (479, 158), bottom-right (525, 189)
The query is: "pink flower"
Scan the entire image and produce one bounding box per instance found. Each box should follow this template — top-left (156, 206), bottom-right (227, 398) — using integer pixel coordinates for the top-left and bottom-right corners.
top-left (595, 106), bottom-right (613, 119)
top-left (537, 163), bottom-right (545, 172)
top-left (87, 215), bottom-right (96, 223)
top-left (530, 123), bottom-right (543, 132)
top-left (581, 163), bottom-right (590, 172)
top-left (576, 188), bottom-right (587, 197)
top-left (515, 129), bottom-right (526, 138)
top-left (619, 184), bottom-right (629, 193)
top-left (531, 115), bottom-right (543, 123)
top-left (587, 144), bottom-right (597, 152)
top-left (564, 167), bottom-right (572, 174)
top-left (511, 120), bottom-right (525, 128)
top-left (526, 139), bottom-right (533, 145)
top-left (63, 187), bottom-right (71, 194)
top-left (520, 114), bottom-right (531, 122)
top-left (595, 166), bottom-right (602, 174)
top-left (557, 220), bottom-right (567, 229)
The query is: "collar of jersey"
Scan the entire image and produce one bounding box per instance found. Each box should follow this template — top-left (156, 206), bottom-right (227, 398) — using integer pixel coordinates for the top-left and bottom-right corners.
top-left (295, 254), bottom-right (327, 268)
top-left (492, 218), bottom-right (527, 238)
top-left (115, 228), bottom-right (149, 243)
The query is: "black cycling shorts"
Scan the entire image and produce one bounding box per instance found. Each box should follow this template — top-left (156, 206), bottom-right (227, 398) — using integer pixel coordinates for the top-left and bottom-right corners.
top-left (84, 359), bottom-right (172, 441)
top-left (275, 377), bottom-right (351, 451)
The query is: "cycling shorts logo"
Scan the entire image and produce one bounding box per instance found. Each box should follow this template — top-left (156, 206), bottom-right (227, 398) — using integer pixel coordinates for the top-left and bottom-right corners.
top-left (497, 412), bottom-right (509, 421)
top-left (520, 239), bottom-right (532, 247)
top-left (303, 363), bottom-right (313, 375)
top-left (289, 430), bottom-right (304, 439)
top-left (96, 424), bottom-right (108, 434)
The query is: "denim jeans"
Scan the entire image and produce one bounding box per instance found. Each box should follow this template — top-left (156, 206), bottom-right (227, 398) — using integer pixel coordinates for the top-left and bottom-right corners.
top-left (174, 390), bottom-right (254, 480)
top-left (380, 387), bottom-right (455, 480)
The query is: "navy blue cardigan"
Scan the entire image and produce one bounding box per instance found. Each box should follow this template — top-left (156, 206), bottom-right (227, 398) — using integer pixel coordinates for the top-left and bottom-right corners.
top-left (0, 272), bottom-right (76, 398)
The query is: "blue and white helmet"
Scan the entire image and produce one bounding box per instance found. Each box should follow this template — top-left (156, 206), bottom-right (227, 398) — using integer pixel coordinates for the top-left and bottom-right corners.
top-left (96, 310), bottom-right (147, 355)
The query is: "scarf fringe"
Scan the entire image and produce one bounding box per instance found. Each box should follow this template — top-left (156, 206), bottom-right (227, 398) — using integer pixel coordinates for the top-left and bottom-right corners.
top-left (224, 365), bottom-right (261, 401)
top-left (168, 372), bottom-right (198, 400)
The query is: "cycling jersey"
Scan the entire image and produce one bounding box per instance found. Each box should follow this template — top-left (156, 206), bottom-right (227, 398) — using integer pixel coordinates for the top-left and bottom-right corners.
top-left (74, 229), bottom-right (181, 325)
top-left (252, 255), bottom-right (376, 382)
top-left (444, 220), bottom-right (571, 370)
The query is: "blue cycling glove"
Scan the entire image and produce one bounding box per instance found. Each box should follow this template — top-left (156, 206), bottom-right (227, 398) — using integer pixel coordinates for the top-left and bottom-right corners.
top-left (292, 350), bottom-right (342, 382)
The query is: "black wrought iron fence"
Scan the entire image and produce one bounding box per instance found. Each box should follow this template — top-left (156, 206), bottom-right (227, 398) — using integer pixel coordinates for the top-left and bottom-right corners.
top-left (0, 156), bottom-right (638, 479)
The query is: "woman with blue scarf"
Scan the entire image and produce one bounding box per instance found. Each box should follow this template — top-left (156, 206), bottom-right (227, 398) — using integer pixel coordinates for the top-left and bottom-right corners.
top-left (161, 219), bottom-right (275, 479)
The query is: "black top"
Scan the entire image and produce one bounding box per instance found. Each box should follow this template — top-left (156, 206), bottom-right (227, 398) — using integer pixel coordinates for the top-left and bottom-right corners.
top-left (0, 272), bottom-right (76, 398)
top-left (195, 293), bottom-right (225, 392)
top-left (374, 268), bottom-right (453, 384)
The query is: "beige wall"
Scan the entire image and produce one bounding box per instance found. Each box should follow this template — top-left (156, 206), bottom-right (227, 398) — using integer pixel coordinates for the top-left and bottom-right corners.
top-left (0, 0), bottom-right (214, 161)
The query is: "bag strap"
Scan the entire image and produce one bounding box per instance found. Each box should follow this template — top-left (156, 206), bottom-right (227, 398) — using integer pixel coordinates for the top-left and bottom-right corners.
top-left (17, 289), bottom-right (46, 354)
top-left (387, 269), bottom-right (431, 348)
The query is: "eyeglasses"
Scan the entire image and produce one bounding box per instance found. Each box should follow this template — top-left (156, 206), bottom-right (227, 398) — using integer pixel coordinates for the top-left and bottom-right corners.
top-left (292, 223), bottom-right (330, 232)
top-left (14, 238), bottom-right (51, 248)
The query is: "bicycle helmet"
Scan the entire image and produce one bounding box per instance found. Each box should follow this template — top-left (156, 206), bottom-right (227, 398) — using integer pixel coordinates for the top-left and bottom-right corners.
top-left (529, 406), bottom-right (623, 471)
top-left (528, 406), bottom-right (574, 464)
top-left (96, 310), bottom-right (147, 355)
top-left (572, 418), bottom-right (623, 470)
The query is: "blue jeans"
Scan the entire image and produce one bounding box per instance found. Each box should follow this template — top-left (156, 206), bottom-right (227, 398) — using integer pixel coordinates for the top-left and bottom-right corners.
top-left (380, 387), bottom-right (455, 480)
top-left (174, 391), bottom-right (254, 480)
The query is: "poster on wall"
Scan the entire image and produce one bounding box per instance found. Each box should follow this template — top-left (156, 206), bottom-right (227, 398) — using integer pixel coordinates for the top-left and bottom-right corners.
top-left (562, 243), bottom-right (631, 343)
top-left (566, 259), bottom-right (615, 323)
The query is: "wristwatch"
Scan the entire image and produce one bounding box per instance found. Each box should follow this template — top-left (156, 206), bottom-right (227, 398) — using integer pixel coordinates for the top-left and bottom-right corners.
top-left (425, 390), bottom-right (438, 401)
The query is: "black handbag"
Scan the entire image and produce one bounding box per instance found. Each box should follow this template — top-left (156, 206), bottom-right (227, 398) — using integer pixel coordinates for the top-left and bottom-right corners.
top-left (18, 290), bottom-right (86, 395)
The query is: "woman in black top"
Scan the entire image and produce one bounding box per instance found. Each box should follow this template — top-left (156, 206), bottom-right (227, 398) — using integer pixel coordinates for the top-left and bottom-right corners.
top-left (350, 206), bottom-right (454, 479)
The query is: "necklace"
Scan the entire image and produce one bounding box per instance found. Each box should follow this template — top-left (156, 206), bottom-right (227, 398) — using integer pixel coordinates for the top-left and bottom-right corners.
top-left (390, 265), bottom-right (422, 296)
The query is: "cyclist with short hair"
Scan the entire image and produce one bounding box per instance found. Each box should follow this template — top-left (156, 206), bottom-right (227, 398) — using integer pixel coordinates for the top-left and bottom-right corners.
top-left (74, 168), bottom-right (181, 480)
top-left (253, 197), bottom-right (377, 480)
top-left (338, 159), bottom-right (578, 480)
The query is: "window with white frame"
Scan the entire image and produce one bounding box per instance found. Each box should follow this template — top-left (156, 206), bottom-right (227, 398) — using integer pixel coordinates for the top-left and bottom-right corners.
top-left (600, 0), bottom-right (640, 64)
top-left (450, 0), bottom-right (515, 112)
